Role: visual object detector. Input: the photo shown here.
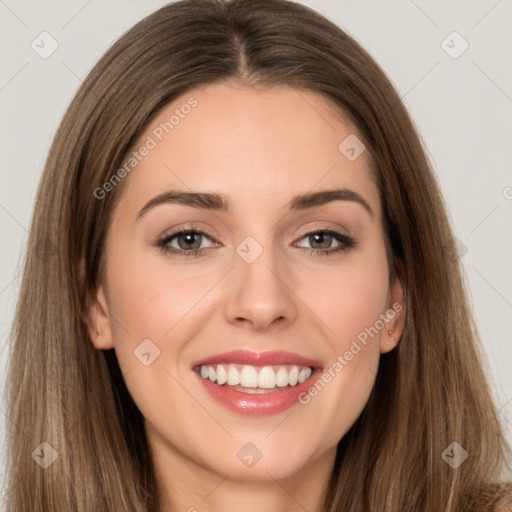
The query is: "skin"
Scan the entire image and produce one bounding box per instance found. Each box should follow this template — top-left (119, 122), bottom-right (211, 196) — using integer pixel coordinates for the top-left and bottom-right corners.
top-left (88, 82), bottom-right (405, 512)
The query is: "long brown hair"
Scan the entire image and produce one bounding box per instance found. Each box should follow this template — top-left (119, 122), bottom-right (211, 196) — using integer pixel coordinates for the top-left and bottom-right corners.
top-left (4, 0), bottom-right (511, 510)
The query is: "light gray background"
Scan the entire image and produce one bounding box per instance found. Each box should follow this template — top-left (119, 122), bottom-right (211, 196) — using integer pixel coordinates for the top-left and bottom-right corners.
top-left (1, 0), bottom-right (511, 495)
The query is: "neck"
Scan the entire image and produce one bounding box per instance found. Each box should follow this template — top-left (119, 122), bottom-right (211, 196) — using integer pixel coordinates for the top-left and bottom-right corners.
top-left (148, 425), bottom-right (336, 512)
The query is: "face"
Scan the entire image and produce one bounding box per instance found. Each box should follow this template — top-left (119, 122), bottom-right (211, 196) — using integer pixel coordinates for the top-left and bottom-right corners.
top-left (88, 82), bottom-right (405, 485)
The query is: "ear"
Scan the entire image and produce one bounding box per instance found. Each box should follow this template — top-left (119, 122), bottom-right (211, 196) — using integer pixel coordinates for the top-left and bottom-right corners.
top-left (87, 284), bottom-right (115, 350)
top-left (380, 265), bottom-right (406, 354)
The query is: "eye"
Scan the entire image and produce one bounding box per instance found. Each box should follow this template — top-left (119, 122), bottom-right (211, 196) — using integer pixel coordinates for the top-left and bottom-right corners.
top-left (156, 227), bottom-right (217, 258)
top-left (156, 227), bottom-right (356, 258)
top-left (294, 229), bottom-right (356, 256)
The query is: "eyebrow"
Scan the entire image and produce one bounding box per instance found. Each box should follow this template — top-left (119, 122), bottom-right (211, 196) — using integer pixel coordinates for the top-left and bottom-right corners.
top-left (136, 187), bottom-right (373, 220)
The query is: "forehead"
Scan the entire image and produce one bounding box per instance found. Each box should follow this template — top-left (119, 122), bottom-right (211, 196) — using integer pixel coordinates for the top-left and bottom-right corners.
top-left (117, 82), bottom-right (380, 218)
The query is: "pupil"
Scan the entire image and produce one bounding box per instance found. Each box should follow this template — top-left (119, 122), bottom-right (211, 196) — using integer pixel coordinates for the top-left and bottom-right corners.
top-left (179, 233), bottom-right (201, 250)
top-left (311, 233), bottom-right (330, 249)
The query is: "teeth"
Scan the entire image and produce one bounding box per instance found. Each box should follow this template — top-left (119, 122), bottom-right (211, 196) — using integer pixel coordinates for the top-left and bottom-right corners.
top-left (198, 363), bottom-right (314, 389)
top-left (258, 366), bottom-right (276, 389)
top-left (289, 366), bottom-right (299, 386)
top-left (216, 364), bottom-right (227, 385)
top-left (227, 365), bottom-right (240, 385)
top-left (275, 366), bottom-right (289, 387)
top-left (298, 367), bottom-right (308, 384)
top-left (240, 365), bottom-right (258, 387)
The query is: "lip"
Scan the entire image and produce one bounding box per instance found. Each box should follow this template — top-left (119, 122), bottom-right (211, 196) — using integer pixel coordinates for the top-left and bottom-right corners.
top-left (192, 349), bottom-right (323, 369)
top-left (192, 349), bottom-right (323, 416)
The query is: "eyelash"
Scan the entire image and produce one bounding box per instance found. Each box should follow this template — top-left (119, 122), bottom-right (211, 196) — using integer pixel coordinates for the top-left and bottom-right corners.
top-left (156, 226), bottom-right (356, 259)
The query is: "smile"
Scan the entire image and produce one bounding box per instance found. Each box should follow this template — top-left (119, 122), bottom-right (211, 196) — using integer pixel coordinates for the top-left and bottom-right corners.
top-left (197, 363), bottom-right (314, 392)
top-left (192, 349), bottom-right (322, 416)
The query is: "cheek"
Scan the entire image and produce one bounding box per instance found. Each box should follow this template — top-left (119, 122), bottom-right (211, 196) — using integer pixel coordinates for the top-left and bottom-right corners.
top-left (105, 246), bottom-right (220, 342)
top-left (303, 248), bottom-right (390, 355)
top-left (102, 243), bottom-right (226, 415)
top-left (294, 245), bottom-right (389, 443)
top-left (101, 248), bottom-right (215, 437)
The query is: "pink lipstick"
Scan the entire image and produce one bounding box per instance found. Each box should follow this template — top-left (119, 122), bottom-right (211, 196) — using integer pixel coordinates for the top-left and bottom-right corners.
top-left (192, 350), bottom-right (322, 416)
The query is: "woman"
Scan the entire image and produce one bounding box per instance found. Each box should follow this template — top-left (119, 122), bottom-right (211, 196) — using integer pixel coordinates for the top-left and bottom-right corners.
top-left (5, 0), bottom-right (511, 510)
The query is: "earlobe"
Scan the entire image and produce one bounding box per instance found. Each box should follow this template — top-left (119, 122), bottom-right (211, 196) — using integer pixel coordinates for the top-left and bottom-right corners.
top-left (87, 285), bottom-right (115, 350)
top-left (380, 269), bottom-right (406, 354)
top-left (381, 327), bottom-right (399, 354)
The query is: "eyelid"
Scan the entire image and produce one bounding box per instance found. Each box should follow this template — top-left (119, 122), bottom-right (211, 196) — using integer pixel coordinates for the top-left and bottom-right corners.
top-left (158, 224), bottom-right (349, 244)
top-left (295, 223), bottom-right (351, 239)
top-left (158, 226), bottom-right (219, 246)
top-left (158, 224), bottom-right (218, 241)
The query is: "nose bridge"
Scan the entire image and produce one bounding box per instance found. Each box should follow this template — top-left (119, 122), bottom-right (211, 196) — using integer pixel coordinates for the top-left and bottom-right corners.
top-left (225, 232), bottom-right (297, 330)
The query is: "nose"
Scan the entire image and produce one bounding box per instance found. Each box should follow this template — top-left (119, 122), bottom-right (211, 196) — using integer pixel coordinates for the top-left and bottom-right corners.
top-left (224, 243), bottom-right (298, 332)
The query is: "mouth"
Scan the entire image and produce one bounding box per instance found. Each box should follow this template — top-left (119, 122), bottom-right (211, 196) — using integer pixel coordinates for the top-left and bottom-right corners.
top-left (194, 363), bottom-right (314, 393)
top-left (191, 350), bottom-right (322, 416)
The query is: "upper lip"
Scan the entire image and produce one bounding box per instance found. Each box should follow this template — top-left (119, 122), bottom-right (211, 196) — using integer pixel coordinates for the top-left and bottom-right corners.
top-left (192, 349), bottom-right (323, 369)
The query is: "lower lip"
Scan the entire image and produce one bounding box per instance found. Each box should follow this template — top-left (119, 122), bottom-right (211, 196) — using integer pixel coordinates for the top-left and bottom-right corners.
top-left (194, 368), bottom-right (322, 416)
